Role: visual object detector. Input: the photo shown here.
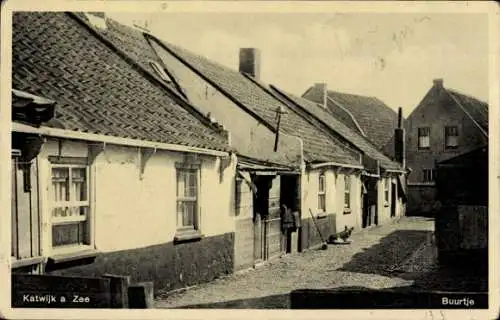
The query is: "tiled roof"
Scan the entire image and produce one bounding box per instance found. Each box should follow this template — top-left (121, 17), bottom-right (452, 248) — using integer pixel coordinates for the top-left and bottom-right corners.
top-left (271, 88), bottom-right (403, 171)
top-left (12, 12), bottom-right (230, 152)
top-left (154, 40), bottom-right (361, 165)
top-left (447, 89), bottom-right (488, 133)
top-left (303, 86), bottom-right (399, 150)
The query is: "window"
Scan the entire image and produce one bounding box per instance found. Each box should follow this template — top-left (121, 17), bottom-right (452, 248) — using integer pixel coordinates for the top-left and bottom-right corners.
top-left (344, 175), bottom-right (351, 209)
top-left (50, 162), bottom-right (90, 249)
top-left (234, 178), bottom-right (242, 217)
top-left (423, 169), bottom-right (436, 183)
top-left (150, 61), bottom-right (174, 83)
top-left (445, 126), bottom-right (459, 149)
top-left (384, 178), bottom-right (390, 203)
top-left (418, 127), bottom-right (430, 149)
top-left (176, 167), bottom-right (199, 230)
top-left (318, 173), bottom-right (326, 212)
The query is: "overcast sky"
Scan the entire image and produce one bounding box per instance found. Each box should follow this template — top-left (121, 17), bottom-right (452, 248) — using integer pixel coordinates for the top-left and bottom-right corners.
top-left (108, 11), bottom-right (489, 117)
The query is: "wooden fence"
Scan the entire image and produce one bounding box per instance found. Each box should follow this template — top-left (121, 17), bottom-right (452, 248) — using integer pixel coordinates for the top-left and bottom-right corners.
top-left (435, 205), bottom-right (488, 267)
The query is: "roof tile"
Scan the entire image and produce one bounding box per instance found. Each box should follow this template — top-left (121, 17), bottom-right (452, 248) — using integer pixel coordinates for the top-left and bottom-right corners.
top-left (272, 88), bottom-right (402, 170)
top-left (446, 89), bottom-right (488, 132)
top-left (156, 40), bottom-right (360, 165)
top-left (303, 86), bottom-right (399, 150)
top-left (13, 12), bottom-right (230, 152)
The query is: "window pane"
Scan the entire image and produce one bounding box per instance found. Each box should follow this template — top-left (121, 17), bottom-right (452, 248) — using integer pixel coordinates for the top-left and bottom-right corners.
top-left (188, 171), bottom-right (197, 197)
top-left (52, 221), bottom-right (88, 247)
top-left (183, 201), bottom-right (196, 227)
top-left (177, 171), bottom-right (185, 197)
top-left (344, 193), bottom-right (350, 207)
top-left (318, 195), bottom-right (325, 211)
top-left (52, 168), bottom-right (69, 202)
top-left (419, 136), bottom-right (430, 148)
top-left (318, 175), bottom-right (325, 192)
top-left (446, 136), bottom-right (458, 147)
top-left (177, 201), bottom-right (183, 227)
top-left (72, 168), bottom-right (87, 201)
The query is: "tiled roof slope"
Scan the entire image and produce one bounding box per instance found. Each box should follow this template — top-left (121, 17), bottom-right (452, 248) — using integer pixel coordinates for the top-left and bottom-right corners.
top-left (303, 85), bottom-right (362, 136)
top-left (303, 86), bottom-right (399, 150)
top-left (271, 88), bottom-right (403, 171)
top-left (447, 89), bottom-right (488, 132)
top-left (72, 13), bottom-right (186, 97)
top-left (12, 12), bottom-right (230, 152)
top-left (155, 40), bottom-right (361, 165)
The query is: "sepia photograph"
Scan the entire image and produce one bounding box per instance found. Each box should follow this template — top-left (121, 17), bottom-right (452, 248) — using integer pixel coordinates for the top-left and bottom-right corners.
top-left (1, 1), bottom-right (498, 319)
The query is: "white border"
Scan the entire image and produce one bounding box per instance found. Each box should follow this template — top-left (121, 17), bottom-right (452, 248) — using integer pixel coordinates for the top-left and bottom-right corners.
top-left (1, 1), bottom-right (498, 320)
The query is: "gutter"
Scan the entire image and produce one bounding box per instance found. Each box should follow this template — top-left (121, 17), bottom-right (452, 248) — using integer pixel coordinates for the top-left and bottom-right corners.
top-left (383, 169), bottom-right (407, 174)
top-left (12, 122), bottom-right (230, 157)
top-left (308, 162), bottom-right (364, 170)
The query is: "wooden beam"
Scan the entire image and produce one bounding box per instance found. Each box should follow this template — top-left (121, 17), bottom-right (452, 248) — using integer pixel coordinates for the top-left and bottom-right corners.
top-left (139, 147), bottom-right (157, 180)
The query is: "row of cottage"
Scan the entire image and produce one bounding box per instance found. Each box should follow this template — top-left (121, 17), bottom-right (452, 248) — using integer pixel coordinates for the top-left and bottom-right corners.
top-left (11, 11), bottom-right (486, 295)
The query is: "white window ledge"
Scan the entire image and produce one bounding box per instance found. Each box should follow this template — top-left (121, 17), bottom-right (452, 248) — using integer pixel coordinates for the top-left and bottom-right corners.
top-left (174, 229), bottom-right (204, 244)
top-left (11, 256), bottom-right (45, 269)
top-left (48, 247), bottom-right (99, 265)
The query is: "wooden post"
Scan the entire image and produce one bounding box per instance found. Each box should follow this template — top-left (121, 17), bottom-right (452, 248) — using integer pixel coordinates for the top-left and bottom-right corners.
top-left (102, 274), bottom-right (130, 308)
top-left (128, 281), bottom-right (154, 309)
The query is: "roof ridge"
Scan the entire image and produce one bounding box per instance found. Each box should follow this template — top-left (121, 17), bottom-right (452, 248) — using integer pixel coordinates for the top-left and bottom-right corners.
top-left (326, 95), bottom-right (367, 137)
top-left (145, 34), bottom-right (280, 134)
top-left (243, 77), bottom-right (361, 166)
top-left (68, 12), bottom-right (231, 144)
top-left (275, 87), bottom-right (401, 168)
top-left (444, 88), bottom-right (488, 138)
top-left (446, 88), bottom-right (488, 106)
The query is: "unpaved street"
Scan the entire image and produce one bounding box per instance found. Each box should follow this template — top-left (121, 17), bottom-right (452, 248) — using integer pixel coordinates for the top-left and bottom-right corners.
top-left (154, 217), bottom-right (438, 308)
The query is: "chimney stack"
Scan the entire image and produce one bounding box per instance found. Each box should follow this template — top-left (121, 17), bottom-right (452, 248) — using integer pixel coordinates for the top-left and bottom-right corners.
top-left (85, 12), bottom-right (107, 30)
top-left (433, 78), bottom-right (444, 88)
top-left (394, 107), bottom-right (406, 168)
top-left (239, 48), bottom-right (261, 79)
top-left (314, 83), bottom-right (328, 108)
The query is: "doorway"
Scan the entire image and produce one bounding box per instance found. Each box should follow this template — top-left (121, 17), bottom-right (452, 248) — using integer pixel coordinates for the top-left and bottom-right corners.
top-left (391, 182), bottom-right (397, 217)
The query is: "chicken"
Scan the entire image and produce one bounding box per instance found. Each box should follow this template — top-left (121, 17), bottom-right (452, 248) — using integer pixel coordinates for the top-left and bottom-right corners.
top-left (328, 225), bottom-right (355, 243)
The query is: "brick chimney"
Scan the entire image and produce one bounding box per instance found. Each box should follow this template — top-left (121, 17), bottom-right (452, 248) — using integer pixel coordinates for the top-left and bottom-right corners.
top-left (433, 78), bottom-right (444, 88)
top-left (314, 83), bottom-right (328, 108)
top-left (239, 48), bottom-right (261, 79)
top-left (394, 107), bottom-right (406, 168)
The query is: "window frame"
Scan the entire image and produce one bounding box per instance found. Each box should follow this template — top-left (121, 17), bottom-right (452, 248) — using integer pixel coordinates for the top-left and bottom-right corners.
top-left (317, 172), bottom-right (326, 213)
top-left (422, 168), bottom-right (436, 183)
top-left (384, 178), bottom-right (390, 204)
top-left (175, 162), bottom-right (201, 232)
top-left (417, 127), bottom-right (431, 150)
top-left (48, 158), bottom-right (92, 254)
top-left (344, 175), bottom-right (351, 209)
top-left (444, 126), bottom-right (459, 150)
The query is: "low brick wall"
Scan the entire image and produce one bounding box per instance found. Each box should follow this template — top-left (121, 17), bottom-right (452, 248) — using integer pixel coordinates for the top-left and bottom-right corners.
top-left (300, 215), bottom-right (336, 251)
top-left (47, 232), bottom-right (234, 295)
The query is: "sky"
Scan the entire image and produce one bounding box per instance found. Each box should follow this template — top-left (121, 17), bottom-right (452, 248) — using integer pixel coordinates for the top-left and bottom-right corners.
top-left (107, 11), bottom-right (489, 117)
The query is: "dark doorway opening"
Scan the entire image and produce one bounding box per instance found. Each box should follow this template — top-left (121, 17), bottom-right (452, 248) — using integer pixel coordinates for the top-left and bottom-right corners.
top-left (362, 177), bottom-right (378, 228)
top-left (280, 174), bottom-right (299, 254)
top-left (391, 182), bottom-right (397, 217)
